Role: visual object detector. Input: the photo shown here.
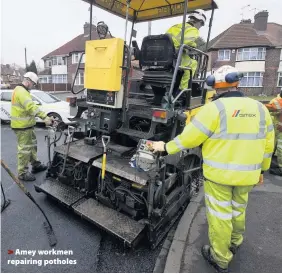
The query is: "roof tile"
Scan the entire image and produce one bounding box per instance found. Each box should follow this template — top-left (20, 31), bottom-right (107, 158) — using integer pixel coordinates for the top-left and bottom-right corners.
top-left (42, 28), bottom-right (101, 59)
top-left (209, 22), bottom-right (282, 50)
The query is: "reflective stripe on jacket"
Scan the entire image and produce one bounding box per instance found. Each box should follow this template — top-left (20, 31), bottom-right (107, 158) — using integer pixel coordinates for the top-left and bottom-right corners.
top-left (166, 23), bottom-right (199, 50)
top-left (166, 92), bottom-right (275, 186)
top-left (10, 85), bottom-right (47, 129)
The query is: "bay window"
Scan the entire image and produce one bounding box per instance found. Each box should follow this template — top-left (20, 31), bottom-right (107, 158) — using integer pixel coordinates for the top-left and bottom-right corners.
top-left (236, 48), bottom-right (266, 61)
top-left (239, 72), bottom-right (263, 87)
top-left (73, 73), bottom-right (84, 85)
top-left (52, 56), bottom-right (65, 66)
top-left (52, 74), bottom-right (67, 83)
top-left (278, 72), bottom-right (282, 87)
top-left (39, 76), bottom-right (52, 83)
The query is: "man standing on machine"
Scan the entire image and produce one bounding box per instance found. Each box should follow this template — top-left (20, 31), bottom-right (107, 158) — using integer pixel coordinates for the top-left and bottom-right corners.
top-left (10, 72), bottom-right (54, 181)
top-left (166, 9), bottom-right (206, 91)
top-left (150, 65), bottom-right (274, 272)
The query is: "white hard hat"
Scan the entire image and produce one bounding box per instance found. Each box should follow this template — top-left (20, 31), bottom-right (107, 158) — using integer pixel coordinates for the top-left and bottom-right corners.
top-left (187, 9), bottom-right (207, 26)
top-left (24, 72), bottom-right (39, 84)
top-left (206, 65), bottom-right (243, 89)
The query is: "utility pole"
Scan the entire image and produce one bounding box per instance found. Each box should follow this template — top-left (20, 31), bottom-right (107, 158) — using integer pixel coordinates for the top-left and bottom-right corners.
top-left (148, 21), bottom-right (152, 35)
top-left (24, 47), bottom-right (28, 71)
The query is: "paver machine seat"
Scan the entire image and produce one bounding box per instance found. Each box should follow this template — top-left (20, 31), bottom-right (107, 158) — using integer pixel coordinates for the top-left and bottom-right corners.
top-left (138, 34), bottom-right (183, 105)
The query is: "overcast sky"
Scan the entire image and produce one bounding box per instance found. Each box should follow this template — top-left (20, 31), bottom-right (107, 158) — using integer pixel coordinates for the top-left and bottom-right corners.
top-left (1, 0), bottom-right (281, 68)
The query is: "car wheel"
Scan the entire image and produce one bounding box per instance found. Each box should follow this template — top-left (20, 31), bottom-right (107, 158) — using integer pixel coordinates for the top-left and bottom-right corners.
top-left (48, 112), bottom-right (62, 122)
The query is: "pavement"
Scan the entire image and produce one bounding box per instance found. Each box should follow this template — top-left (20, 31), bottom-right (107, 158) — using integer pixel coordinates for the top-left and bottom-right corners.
top-left (164, 174), bottom-right (282, 273)
top-left (0, 125), bottom-right (161, 273)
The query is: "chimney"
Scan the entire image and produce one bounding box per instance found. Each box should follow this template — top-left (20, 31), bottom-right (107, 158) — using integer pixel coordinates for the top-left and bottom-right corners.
top-left (83, 22), bottom-right (96, 36)
top-left (254, 10), bottom-right (269, 32)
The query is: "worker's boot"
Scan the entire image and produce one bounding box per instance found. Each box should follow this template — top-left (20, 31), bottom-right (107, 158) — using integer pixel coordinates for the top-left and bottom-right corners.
top-left (201, 245), bottom-right (228, 273)
top-left (229, 244), bottom-right (240, 255)
top-left (31, 162), bottom-right (47, 174)
top-left (269, 168), bottom-right (282, 176)
top-left (18, 172), bottom-right (36, 181)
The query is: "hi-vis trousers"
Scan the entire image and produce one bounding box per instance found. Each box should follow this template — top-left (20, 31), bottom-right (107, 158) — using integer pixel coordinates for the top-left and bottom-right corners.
top-left (14, 128), bottom-right (39, 175)
top-left (204, 180), bottom-right (254, 269)
top-left (179, 54), bottom-right (198, 91)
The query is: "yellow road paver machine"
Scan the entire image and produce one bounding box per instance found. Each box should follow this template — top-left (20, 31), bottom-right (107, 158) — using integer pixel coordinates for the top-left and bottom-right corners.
top-left (35, 0), bottom-right (218, 249)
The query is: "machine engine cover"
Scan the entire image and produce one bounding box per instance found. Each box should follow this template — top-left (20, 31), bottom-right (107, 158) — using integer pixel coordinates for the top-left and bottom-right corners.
top-left (85, 38), bottom-right (124, 91)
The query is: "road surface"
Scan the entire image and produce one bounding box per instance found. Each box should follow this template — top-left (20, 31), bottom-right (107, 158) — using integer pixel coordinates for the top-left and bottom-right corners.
top-left (1, 125), bottom-right (161, 273)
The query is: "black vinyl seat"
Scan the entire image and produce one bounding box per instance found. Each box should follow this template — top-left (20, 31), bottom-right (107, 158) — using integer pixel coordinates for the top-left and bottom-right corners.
top-left (138, 34), bottom-right (183, 105)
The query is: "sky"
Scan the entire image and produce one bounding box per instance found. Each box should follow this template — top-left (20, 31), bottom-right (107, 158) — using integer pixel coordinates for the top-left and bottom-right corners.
top-left (1, 0), bottom-right (281, 69)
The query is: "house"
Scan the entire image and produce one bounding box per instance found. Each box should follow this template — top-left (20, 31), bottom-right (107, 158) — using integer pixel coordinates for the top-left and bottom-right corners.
top-left (41, 22), bottom-right (143, 92)
top-left (207, 11), bottom-right (282, 95)
top-left (1, 64), bottom-right (25, 87)
top-left (40, 22), bottom-right (101, 90)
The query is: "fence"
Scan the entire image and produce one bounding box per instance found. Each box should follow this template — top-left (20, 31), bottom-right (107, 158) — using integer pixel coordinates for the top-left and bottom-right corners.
top-left (38, 83), bottom-right (71, 92)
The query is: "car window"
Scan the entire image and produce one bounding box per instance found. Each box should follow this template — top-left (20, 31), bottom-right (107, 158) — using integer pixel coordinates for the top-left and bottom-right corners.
top-left (1, 92), bottom-right (12, 102)
top-left (31, 96), bottom-right (41, 104)
top-left (32, 91), bottom-right (60, 104)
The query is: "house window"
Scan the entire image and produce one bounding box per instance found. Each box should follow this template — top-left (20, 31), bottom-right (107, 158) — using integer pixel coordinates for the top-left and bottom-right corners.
top-left (72, 53), bottom-right (85, 64)
top-left (45, 60), bottom-right (52, 68)
top-left (52, 56), bottom-right (65, 66)
top-left (1, 91), bottom-right (12, 101)
top-left (73, 73), bottom-right (84, 85)
top-left (218, 50), bottom-right (231, 61)
top-left (39, 76), bottom-right (52, 83)
top-left (239, 72), bottom-right (264, 87)
top-left (52, 74), bottom-right (67, 83)
top-left (236, 48), bottom-right (266, 61)
top-left (278, 73), bottom-right (282, 87)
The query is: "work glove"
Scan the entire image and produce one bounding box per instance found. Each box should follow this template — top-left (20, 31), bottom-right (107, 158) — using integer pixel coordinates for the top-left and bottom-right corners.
top-left (277, 122), bottom-right (282, 132)
top-left (44, 116), bottom-right (54, 126)
top-left (257, 174), bottom-right (264, 186)
top-left (151, 141), bottom-right (166, 153)
top-left (277, 124), bottom-right (282, 132)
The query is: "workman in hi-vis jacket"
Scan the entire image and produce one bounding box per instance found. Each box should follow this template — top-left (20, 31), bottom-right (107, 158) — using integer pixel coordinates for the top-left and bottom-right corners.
top-left (11, 72), bottom-right (54, 181)
top-left (166, 9), bottom-right (206, 91)
top-left (265, 88), bottom-right (282, 176)
top-left (151, 65), bottom-right (275, 272)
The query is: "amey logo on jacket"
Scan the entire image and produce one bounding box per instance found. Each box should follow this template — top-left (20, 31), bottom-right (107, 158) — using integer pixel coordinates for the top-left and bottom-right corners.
top-left (232, 110), bottom-right (256, 118)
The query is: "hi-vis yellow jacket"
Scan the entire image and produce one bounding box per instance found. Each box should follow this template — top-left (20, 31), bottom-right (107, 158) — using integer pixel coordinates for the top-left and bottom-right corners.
top-left (166, 92), bottom-right (275, 186)
top-left (166, 23), bottom-right (199, 50)
top-left (166, 23), bottom-right (199, 90)
top-left (11, 85), bottom-right (47, 129)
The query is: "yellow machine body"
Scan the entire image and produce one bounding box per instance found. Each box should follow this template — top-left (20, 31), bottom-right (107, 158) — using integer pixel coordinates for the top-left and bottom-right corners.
top-left (85, 38), bottom-right (124, 91)
top-left (185, 90), bottom-right (216, 124)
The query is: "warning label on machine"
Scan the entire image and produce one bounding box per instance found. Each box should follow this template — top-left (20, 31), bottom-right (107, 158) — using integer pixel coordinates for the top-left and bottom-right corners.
top-left (7, 249), bottom-right (77, 267)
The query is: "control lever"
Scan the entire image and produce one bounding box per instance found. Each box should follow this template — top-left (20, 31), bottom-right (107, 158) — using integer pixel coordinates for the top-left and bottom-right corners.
top-left (59, 126), bottom-right (76, 180)
top-left (101, 136), bottom-right (110, 193)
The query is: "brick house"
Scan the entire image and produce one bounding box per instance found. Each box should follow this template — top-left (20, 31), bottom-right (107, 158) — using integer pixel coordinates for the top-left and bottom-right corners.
top-left (207, 11), bottom-right (282, 96)
top-left (40, 23), bottom-right (101, 91)
top-left (1, 64), bottom-right (25, 87)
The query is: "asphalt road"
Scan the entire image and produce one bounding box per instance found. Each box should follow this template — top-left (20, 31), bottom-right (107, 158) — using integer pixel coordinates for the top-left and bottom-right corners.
top-left (1, 125), bottom-right (161, 273)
